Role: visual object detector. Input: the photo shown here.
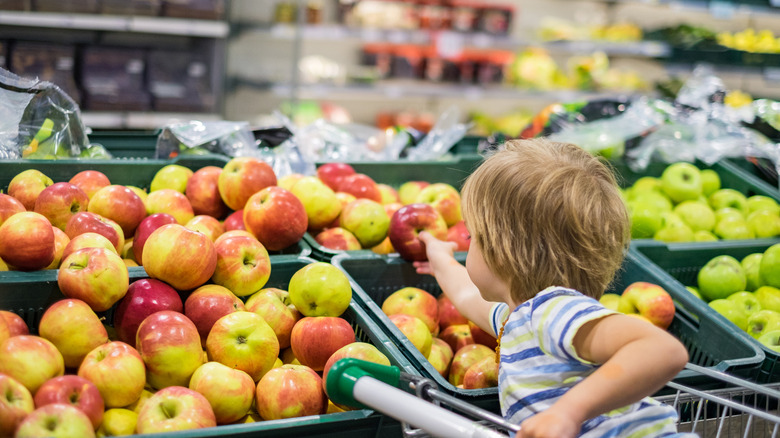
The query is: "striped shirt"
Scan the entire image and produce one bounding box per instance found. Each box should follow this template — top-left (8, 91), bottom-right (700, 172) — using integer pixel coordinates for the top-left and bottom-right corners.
top-left (490, 286), bottom-right (680, 437)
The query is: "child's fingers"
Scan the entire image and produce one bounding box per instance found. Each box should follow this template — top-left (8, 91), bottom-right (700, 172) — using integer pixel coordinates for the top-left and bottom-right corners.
top-left (413, 261), bottom-right (433, 275)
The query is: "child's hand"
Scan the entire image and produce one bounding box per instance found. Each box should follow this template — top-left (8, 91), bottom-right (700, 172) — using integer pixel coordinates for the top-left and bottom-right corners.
top-left (515, 410), bottom-right (581, 438)
top-left (413, 231), bottom-right (457, 275)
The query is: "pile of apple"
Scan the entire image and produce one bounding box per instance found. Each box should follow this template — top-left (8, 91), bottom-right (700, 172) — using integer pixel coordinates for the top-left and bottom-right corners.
top-left (624, 162), bottom-right (780, 242)
top-left (598, 282), bottom-right (676, 329)
top-left (682, 243), bottom-right (780, 352)
top-left (0, 256), bottom-right (403, 437)
top-left (377, 287), bottom-right (499, 389)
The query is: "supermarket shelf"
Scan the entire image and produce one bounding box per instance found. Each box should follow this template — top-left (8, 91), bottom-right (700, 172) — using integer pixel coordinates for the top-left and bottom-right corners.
top-left (0, 11), bottom-right (229, 37)
top-left (82, 112), bottom-right (222, 130)
top-left (610, 0), bottom-right (779, 17)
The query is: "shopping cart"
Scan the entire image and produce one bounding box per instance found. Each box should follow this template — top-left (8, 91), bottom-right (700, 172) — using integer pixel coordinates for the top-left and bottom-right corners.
top-left (325, 359), bottom-right (780, 438)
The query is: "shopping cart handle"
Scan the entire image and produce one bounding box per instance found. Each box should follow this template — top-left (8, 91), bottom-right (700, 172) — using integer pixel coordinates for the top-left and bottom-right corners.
top-left (325, 358), bottom-right (401, 409)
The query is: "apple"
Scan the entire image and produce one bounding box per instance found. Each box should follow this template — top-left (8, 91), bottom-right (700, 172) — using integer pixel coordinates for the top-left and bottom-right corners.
top-left (290, 316), bottom-right (355, 372)
top-left (709, 299), bottom-right (749, 331)
top-left (446, 220), bottom-right (470, 252)
top-left (15, 403), bottom-right (96, 438)
top-left (599, 293), bottom-right (621, 311)
top-left (38, 299), bottom-right (109, 368)
top-left (142, 223), bottom-right (217, 291)
top-left (96, 408), bottom-right (137, 437)
top-left (439, 324), bottom-right (475, 353)
top-left (317, 162), bottom-right (356, 191)
top-left (428, 337), bottom-right (454, 379)
top-left (448, 344), bottom-right (495, 387)
top-left (185, 215), bottom-right (225, 242)
top-left (686, 286), bottom-right (703, 300)
top-left (65, 211), bottom-right (124, 254)
top-left (416, 183), bottom-right (462, 227)
top-left (69, 170), bottom-right (110, 200)
top-left (438, 294), bottom-right (468, 331)
top-left (218, 157), bottom-right (277, 211)
top-left (760, 244), bottom-right (780, 289)
top-left (462, 356), bottom-right (499, 389)
top-left (0, 193), bottom-right (25, 226)
top-left (377, 183), bottom-right (400, 205)
top-left (278, 173), bottom-right (305, 192)
top-left (77, 341), bottom-right (146, 409)
top-left (727, 291), bottom-right (762, 316)
top-left (223, 209), bottom-right (246, 231)
top-left (654, 212), bottom-right (694, 243)
top-left (747, 210), bottom-right (780, 239)
top-left (714, 217), bottom-right (754, 240)
top-left (185, 166), bottom-right (229, 219)
top-left (755, 286), bottom-right (780, 313)
top-left (150, 164), bottom-right (193, 193)
top-left (185, 284), bottom-right (246, 346)
top-left (698, 255), bottom-right (747, 301)
top-left (388, 314), bottom-right (433, 357)
top-left (34, 375), bottom-right (104, 429)
top-left (628, 200), bottom-right (665, 239)
top-left (136, 386), bottom-right (216, 433)
top-left (33, 182), bottom-right (90, 231)
top-left (291, 176), bottom-right (342, 231)
top-left (114, 278), bottom-right (183, 348)
top-left (206, 311), bottom-right (280, 382)
top-left (371, 236), bottom-right (395, 255)
top-left (629, 191), bottom-right (673, 213)
top-left (189, 361), bottom-right (255, 424)
top-left (627, 176), bottom-right (662, 196)
top-left (327, 192), bottom-right (359, 229)
top-left (337, 173), bottom-right (382, 203)
top-left (314, 227), bottom-right (362, 251)
top-left (701, 169), bottom-right (721, 197)
top-left (0, 211), bottom-right (55, 270)
top-left (748, 195), bottom-right (780, 215)
top-left (742, 253), bottom-right (765, 292)
top-left (8, 169), bottom-right (53, 210)
top-left (215, 229), bottom-right (255, 245)
top-left (709, 189), bottom-right (749, 215)
top-left (243, 186), bottom-right (308, 251)
top-left (617, 282), bottom-right (676, 329)
top-left (44, 228), bottom-right (71, 269)
top-left (660, 162), bottom-right (702, 203)
top-left (388, 203), bottom-right (448, 261)
top-left (340, 199), bottom-right (390, 248)
top-left (469, 321), bottom-right (498, 349)
top-left (693, 230), bottom-right (718, 242)
top-left (399, 181), bottom-right (431, 205)
top-left (758, 330), bottom-right (780, 353)
top-left (132, 213), bottom-right (177, 265)
top-left (321, 342), bottom-right (391, 396)
top-left (61, 232), bottom-right (117, 261)
top-left (0, 374), bottom-right (34, 436)
top-left (0, 335), bottom-right (64, 393)
top-left (673, 200), bottom-right (715, 232)
top-left (245, 287), bottom-right (302, 350)
top-left (288, 262), bottom-right (352, 317)
top-left (87, 185), bottom-right (147, 238)
top-left (212, 233), bottom-right (271, 296)
top-left (0, 310), bottom-right (28, 336)
top-left (126, 388), bottom-right (154, 414)
top-left (280, 347), bottom-right (300, 365)
top-left (382, 287), bottom-right (439, 333)
top-left (145, 188), bottom-right (195, 225)
top-left (135, 311), bottom-right (204, 389)
top-left (0, 316), bottom-right (8, 346)
top-left (126, 186), bottom-right (147, 202)
top-left (255, 364), bottom-right (327, 420)
top-left (57, 247), bottom-right (129, 312)
top-left (747, 309), bottom-right (780, 339)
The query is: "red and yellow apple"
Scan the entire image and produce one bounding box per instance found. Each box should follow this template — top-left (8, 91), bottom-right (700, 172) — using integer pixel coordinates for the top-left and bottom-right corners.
top-left (33, 182), bottom-right (89, 231)
top-left (38, 298), bottom-right (109, 368)
top-left (388, 203), bottom-right (448, 262)
top-left (0, 335), bottom-right (65, 393)
top-left (382, 287), bottom-right (439, 333)
top-left (69, 170), bottom-right (110, 200)
top-left (8, 169), bottom-right (54, 210)
top-left (142, 224), bottom-right (217, 291)
top-left (189, 361), bottom-right (255, 425)
top-left (184, 284), bottom-right (246, 346)
top-left (245, 287), bottom-right (302, 350)
top-left (135, 311), bottom-right (204, 389)
top-left (145, 188), bottom-right (195, 225)
top-left (206, 311), bottom-right (280, 382)
top-left (218, 157), bottom-right (278, 211)
top-left (114, 278), bottom-right (183, 348)
top-left (255, 364), bottom-right (327, 420)
top-left (243, 186), bottom-right (308, 251)
top-left (185, 166), bottom-right (229, 219)
top-left (290, 316), bottom-right (356, 372)
top-left (136, 386), bottom-right (216, 433)
top-left (212, 234), bottom-right (271, 296)
top-left (0, 211), bottom-right (55, 270)
top-left (57, 247), bottom-right (129, 312)
top-left (88, 185), bottom-right (147, 237)
top-left (78, 341), bottom-right (146, 409)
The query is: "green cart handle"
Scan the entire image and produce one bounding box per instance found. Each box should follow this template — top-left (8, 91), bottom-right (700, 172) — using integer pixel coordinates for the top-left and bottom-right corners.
top-left (325, 358), bottom-right (401, 410)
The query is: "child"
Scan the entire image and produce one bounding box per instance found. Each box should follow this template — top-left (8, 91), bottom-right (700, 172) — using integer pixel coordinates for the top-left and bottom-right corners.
top-left (415, 138), bottom-right (690, 438)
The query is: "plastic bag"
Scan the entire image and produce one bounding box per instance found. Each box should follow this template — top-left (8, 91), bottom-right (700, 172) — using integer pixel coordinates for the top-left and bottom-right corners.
top-left (155, 120), bottom-right (257, 159)
top-left (405, 107), bottom-right (471, 161)
top-left (0, 67), bottom-right (91, 159)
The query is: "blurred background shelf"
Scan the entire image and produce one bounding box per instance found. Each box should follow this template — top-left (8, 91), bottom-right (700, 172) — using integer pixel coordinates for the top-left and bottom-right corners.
top-left (82, 111), bottom-right (222, 130)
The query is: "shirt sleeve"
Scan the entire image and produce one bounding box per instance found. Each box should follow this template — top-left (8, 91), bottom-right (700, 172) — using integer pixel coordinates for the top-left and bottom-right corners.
top-left (530, 288), bottom-right (617, 365)
top-left (490, 302), bottom-right (511, 338)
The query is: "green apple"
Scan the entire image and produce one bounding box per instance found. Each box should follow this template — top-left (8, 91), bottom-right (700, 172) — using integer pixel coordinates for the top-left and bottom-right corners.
top-left (629, 191), bottom-right (673, 213)
top-left (599, 293), bottom-right (621, 311)
top-left (693, 230), bottom-right (718, 242)
top-left (755, 286), bottom-right (780, 313)
top-left (741, 253), bottom-right (765, 291)
top-left (714, 218), bottom-right (754, 240)
top-left (747, 309), bottom-right (780, 339)
top-left (715, 207), bottom-right (744, 224)
top-left (96, 408), bottom-right (137, 437)
top-left (697, 255), bottom-right (747, 301)
top-left (758, 330), bottom-right (780, 353)
top-left (709, 189), bottom-right (749, 215)
top-left (340, 199), bottom-right (390, 248)
top-left (290, 176), bottom-right (341, 231)
top-left (747, 195), bottom-right (780, 215)
top-left (760, 243), bottom-right (780, 288)
top-left (628, 177), bottom-right (662, 196)
top-left (150, 164), bottom-right (193, 193)
top-left (685, 286), bottom-right (703, 300)
top-left (709, 299), bottom-right (749, 330)
top-left (288, 262), bottom-right (352, 317)
top-left (727, 291), bottom-right (762, 318)
top-left (747, 210), bottom-right (780, 239)
top-left (653, 212), bottom-right (694, 242)
top-left (673, 200), bottom-right (715, 232)
top-left (627, 201), bottom-right (664, 239)
top-left (700, 169), bottom-right (721, 197)
top-left (660, 162), bottom-right (703, 203)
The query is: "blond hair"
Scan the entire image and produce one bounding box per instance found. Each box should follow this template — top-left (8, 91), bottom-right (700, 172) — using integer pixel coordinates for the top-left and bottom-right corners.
top-left (461, 138), bottom-right (629, 303)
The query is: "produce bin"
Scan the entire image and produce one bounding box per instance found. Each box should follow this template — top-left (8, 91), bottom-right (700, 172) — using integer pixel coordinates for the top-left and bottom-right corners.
top-left (332, 249), bottom-right (766, 413)
top-left (0, 256), bottom-right (414, 438)
top-left (88, 130), bottom-right (160, 159)
top-left (631, 239), bottom-right (780, 383)
top-left (727, 156), bottom-right (778, 190)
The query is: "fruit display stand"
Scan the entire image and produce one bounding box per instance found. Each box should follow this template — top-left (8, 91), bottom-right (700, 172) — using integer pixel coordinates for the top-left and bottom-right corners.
top-left (631, 239), bottom-right (780, 383)
top-left (0, 256), bottom-right (418, 438)
top-left (331, 250), bottom-right (766, 414)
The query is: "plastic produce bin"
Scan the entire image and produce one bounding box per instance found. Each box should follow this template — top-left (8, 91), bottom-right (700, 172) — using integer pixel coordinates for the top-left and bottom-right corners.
top-left (88, 130), bottom-right (160, 159)
top-left (0, 257), bottom-right (414, 438)
top-left (332, 249), bottom-right (766, 412)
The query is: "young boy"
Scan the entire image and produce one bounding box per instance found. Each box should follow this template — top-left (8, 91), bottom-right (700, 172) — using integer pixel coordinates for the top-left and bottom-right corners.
top-left (415, 138), bottom-right (690, 438)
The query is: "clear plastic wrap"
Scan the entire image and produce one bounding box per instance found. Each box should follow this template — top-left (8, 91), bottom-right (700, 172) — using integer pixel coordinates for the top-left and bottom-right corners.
top-left (155, 120), bottom-right (257, 159)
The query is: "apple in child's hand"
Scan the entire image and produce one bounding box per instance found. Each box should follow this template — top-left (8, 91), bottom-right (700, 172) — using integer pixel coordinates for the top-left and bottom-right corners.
top-left (340, 198), bottom-right (390, 248)
top-left (439, 324), bottom-right (474, 353)
top-left (747, 309), bottom-right (780, 339)
top-left (416, 183), bottom-right (462, 227)
top-left (8, 169), bottom-right (53, 210)
top-left (33, 182), bottom-right (89, 231)
top-left (211, 233), bottom-right (271, 296)
top-left (97, 408), bottom-right (137, 437)
top-left (65, 211), bottom-right (124, 253)
top-left (290, 316), bottom-right (356, 372)
top-left (34, 375), bottom-right (104, 429)
top-left (0, 335), bottom-right (64, 394)
top-left (185, 215), bottom-right (225, 242)
top-left (398, 181), bottom-right (430, 205)
top-left (206, 311), bottom-right (279, 382)
top-left (291, 176), bottom-right (342, 231)
top-left (1, 310), bottom-right (28, 336)
top-left (337, 173), bottom-right (382, 203)
top-left (143, 224), bottom-right (217, 291)
top-left (218, 157), bottom-right (277, 211)
top-left (617, 282), bottom-right (675, 330)
top-left (150, 164), bottom-right (193, 193)
top-left (15, 403), bottom-right (96, 438)
top-left (224, 209), bottom-right (246, 231)
top-left (245, 288), bottom-right (302, 350)
top-left (0, 373), bottom-right (34, 437)
top-left (38, 299), bottom-right (109, 369)
top-left (438, 295), bottom-right (468, 331)
top-left (448, 344), bottom-right (495, 387)
top-left (389, 314), bottom-right (433, 357)
top-left (255, 364), bottom-right (327, 420)
top-left (57, 247), bottom-right (129, 312)
top-left (709, 299), bottom-right (749, 331)
top-left (447, 220), bottom-right (470, 251)
top-left (132, 213), bottom-right (177, 265)
top-left (186, 166), bottom-right (229, 219)
top-left (114, 278), bottom-right (183, 348)
top-left (145, 188), bottom-right (195, 225)
top-left (189, 361), bottom-right (255, 424)
top-left (428, 337), bottom-right (454, 379)
top-left (0, 193), bottom-right (25, 226)
top-left (382, 287), bottom-right (439, 333)
top-left (321, 342), bottom-right (391, 396)
top-left (136, 311), bottom-right (204, 390)
top-left (698, 255), bottom-right (747, 301)
top-left (88, 185), bottom-right (147, 238)
top-left (243, 186), bottom-right (308, 251)
top-left (314, 227), bottom-right (362, 251)
top-left (288, 262), bottom-right (352, 317)
top-left (389, 203), bottom-right (448, 262)
top-left (185, 284), bottom-right (246, 346)
top-left (136, 386), bottom-right (216, 434)
top-left (462, 356), bottom-right (499, 389)
top-left (317, 162), bottom-right (356, 191)
top-left (0, 211), bottom-right (55, 271)
top-left (69, 170), bottom-right (110, 200)
top-left (77, 341), bottom-right (146, 409)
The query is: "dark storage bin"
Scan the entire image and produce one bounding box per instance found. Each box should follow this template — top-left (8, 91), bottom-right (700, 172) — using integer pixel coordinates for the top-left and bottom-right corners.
top-left (147, 49), bottom-right (215, 113)
top-left (9, 41), bottom-right (80, 104)
top-left (80, 46), bottom-right (152, 112)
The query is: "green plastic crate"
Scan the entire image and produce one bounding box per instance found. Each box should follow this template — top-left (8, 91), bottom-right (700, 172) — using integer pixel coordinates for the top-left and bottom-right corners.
top-left (0, 257), bottom-right (412, 438)
top-left (632, 239), bottom-right (780, 383)
top-left (88, 130), bottom-right (160, 159)
top-left (332, 249), bottom-right (766, 412)
top-left (727, 157), bottom-right (778, 190)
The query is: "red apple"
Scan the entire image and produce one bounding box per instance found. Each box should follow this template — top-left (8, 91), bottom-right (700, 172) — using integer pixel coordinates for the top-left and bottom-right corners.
top-left (206, 311), bottom-right (280, 382)
top-left (45, 226), bottom-right (71, 270)
top-left (38, 299), bottom-right (109, 368)
top-left (0, 211), bottom-right (55, 270)
top-left (214, 229), bottom-right (255, 245)
top-left (317, 162), bottom-right (356, 191)
top-left (212, 233), bottom-right (271, 296)
top-left (427, 337), bottom-right (454, 379)
top-left (416, 183), bottom-right (462, 227)
top-left (255, 364), bottom-right (328, 420)
top-left (245, 288), bottom-right (302, 350)
top-left (439, 324), bottom-right (475, 353)
top-left (223, 209), bottom-right (246, 231)
top-left (218, 157), bottom-right (278, 211)
top-left (382, 287), bottom-right (439, 334)
top-left (185, 215), bottom-right (225, 242)
top-left (34, 375), bottom-right (104, 429)
top-left (321, 342), bottom-right (391, 396)
top-left (619, 282), bottom-right (676, 330)
top-left (142, 223), bottom-right (217, 291)
top-left (388, 314), bottom-right (433, 357)
top-left (69, 170), bottom-right (110, 200)
top-left (398, 181), bottom-right (430, 205)
top-left (88, 185), bottom-right (147, 238)
top-left (448, 344), bottom-right (495, 387)
top-left (388, 203), bottom-right (448, 261)
top-left (314, 227), bottom-right (362, 251)
top-left (184, 284), bottom-right (246, 346)
top-left (33, 182), bottom-right (90, 231)
top-left (185, 166), bottom-right (229, 219)
top-left (114, 278), bottom-right (183, 348)
top-left (136, 386), bottom-right (216, 433)
top-left (337, 173), bottom-right (382, 202)
top-left (0, 193), bottom-right (25, 226)
top-left (136, 311), bottom-right (204, 390)
top-left (61, 232), bottom-right (118, 261)
top-left (0, 374), bottom-right (34, 437)
top-left (8, 169), bottom-right (53, 210)
top-left (0, 310), bottom-right (28, 336)
top-left (15, 403), bottom-right (96, 438)
top-left (446, 220), bottom-right (470, 252)
top-left (189, 361), bottom-right (255, 424)
top-left (0, 335), bottom-right (65, 394)
top-left (0, 316), bottom-right (9, 347)
top-left (243, 186), bottom-right (308, 251)
top-left (290, 316), bottom-right (356, 372)
top-left (438, 294), bottom-right (468, 331)
top-left (65, 211), bottom-right (124, 254)
top-left (469, 321), bottom-right (498, 350)
top-left (144, 188), bottom-right (195, 225)
top-left (132, 213), bottom-right (177, 266)
top-left (58, 247), bottom-right (129, 312)
top-left (462, 356), bottom-right (499, 389)
top-left (78, 341), bottom-right (146, 409)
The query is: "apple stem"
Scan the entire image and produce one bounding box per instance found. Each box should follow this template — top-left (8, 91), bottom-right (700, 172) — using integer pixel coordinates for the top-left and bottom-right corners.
top-left (45, 418), bottom-right (57, 431)
top-left (237, 335), bottom-right (247, 344)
